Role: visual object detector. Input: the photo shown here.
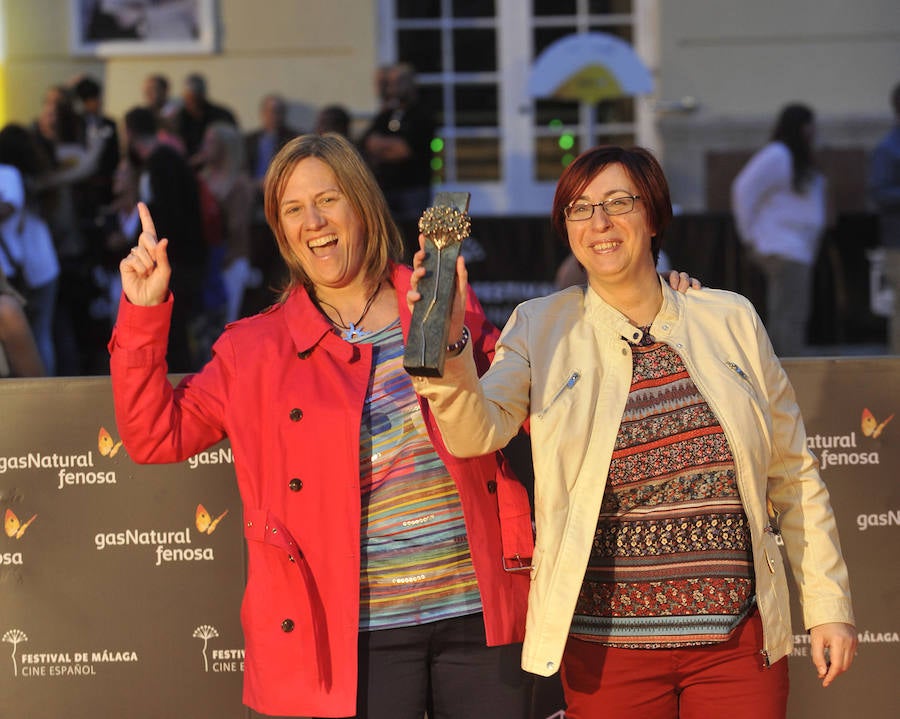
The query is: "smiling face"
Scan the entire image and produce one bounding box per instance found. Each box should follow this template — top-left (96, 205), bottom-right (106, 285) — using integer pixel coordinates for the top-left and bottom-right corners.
top-left (278, 156), bottom-right (368, 294)
top-left (566, 162), bottom-right (657, 291)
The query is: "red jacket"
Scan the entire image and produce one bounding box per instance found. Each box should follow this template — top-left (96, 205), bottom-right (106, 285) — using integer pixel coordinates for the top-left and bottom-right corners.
top-left (109, 263), bottom-right (533, 717)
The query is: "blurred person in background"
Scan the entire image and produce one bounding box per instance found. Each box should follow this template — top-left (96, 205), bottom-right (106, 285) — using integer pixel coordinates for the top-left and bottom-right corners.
top-left (0, 267), bottom-right (45, 378)
top-left (245, 93), bottom-right (300, 191)
top-left (315, 104), bottom-right (352, 138)
top-left (142, 73), bottom-right (170, 118)
top-left (869, 81), bottom-right (900, 354)
top-left (25, 86), bottom-right (111, 374)
top-left (92, 157), bottom-right (142, 337)
top-left (243, 93), bottom-right (300, 315)
top-left (198, 121), bottom-right (256, 325)
top-left (731, 104), bottom-right (827, 357)
top-left (124, 105), bottom-right (205, 372)
top-left (72, 75), bottom-right (120, 217)
top-left (0, 128), bottom-right (60, 374)
top-left (175, 73), bottom-right (238, 164)
top-left (361, 63), bottom-right (435, 230)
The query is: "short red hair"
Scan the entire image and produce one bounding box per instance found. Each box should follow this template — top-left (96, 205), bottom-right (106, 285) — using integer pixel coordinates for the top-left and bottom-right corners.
top-left (551, 146), bottom-right (673, 264)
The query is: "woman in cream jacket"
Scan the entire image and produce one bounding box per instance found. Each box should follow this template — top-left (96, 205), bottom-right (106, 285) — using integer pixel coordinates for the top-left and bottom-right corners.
top-left (409, 146), bottom-right (856, 719)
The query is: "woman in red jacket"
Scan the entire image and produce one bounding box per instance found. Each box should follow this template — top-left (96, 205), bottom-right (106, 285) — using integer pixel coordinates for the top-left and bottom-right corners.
top-left (109, 133), bottom-right (534, 718)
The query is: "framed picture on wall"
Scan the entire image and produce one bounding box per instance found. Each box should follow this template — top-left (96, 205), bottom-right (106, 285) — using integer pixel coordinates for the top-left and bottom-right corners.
top-left (69, 0), bottom-right (216, 56)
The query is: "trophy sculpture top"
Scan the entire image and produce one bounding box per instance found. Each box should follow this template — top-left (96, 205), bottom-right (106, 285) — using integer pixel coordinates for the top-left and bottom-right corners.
top-left (418, 205), bottom-right (471, 250)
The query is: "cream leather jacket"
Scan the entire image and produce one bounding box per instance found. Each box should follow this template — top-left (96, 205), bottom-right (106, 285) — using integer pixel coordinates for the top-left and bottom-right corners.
top-left (412, 279), bottom-right (855, 676)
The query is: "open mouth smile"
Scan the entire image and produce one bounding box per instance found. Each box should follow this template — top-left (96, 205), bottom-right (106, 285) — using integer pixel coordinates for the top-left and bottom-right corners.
top-left (308, 234), bottom-right (338, 251)
top-left (588, 240), bottom-right (620, 252)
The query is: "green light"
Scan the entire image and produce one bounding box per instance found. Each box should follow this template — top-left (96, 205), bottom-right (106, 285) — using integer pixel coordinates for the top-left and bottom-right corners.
top-left (561, 153), bottom-right (575, 167)
top-left (431, 157), bottom-right (444, 171)
top-left (548, 119), bottom-right (563, 129)
top-left (430, 137), bottom-right (444, 153)
top-left (558, 134), bottom-right (575, 150)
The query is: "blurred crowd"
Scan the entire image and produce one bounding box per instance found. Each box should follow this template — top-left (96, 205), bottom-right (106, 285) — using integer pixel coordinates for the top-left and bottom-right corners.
top-left (1, 68), bottom-right (898, 378)
top-left (0, 62), bottom-right (435, 377)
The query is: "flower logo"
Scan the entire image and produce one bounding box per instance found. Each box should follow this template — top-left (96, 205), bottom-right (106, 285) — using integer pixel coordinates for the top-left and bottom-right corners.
top-left (192, 625), bottom-right (219, 671)
top-left (3, 629), bottom-right (28, 677)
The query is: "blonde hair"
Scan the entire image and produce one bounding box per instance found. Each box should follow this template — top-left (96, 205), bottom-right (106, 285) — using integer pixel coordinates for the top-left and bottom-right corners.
top-left (263, 133), bottom-right (404, 298)
top-left (204, 121), bottom-right (246, 179)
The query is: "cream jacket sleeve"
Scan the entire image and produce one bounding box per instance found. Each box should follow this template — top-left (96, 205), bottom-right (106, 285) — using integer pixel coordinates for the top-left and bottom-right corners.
top-left (411, 306), bottom-right (534, 457)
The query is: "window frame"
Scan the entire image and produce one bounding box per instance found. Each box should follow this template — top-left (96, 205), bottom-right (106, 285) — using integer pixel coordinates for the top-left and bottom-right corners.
top-left (376, 0), bottom-right (658, 216)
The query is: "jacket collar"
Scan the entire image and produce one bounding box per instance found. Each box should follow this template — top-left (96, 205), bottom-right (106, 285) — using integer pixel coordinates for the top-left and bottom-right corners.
top-left (281, 262), bottom-right (412, 360)
top-left (582, 275), bottom-right (684, 343)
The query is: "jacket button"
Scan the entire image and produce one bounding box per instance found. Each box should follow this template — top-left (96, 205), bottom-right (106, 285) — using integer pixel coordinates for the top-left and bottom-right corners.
top-left (486, 480), bottom-right (497, 494)
top-left (289, 408), bottom-right (303, 421)
top-left (281, 618), bottom-right (294, 632)
top-left (289, 478), bottom-right (303, 492)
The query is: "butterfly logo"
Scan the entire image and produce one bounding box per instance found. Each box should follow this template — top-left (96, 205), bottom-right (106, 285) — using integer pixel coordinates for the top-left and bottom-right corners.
top-left (98, 426), bottom-right (123, 458)
top-left (195, 504), bottom-right (229, 535)
top-left (4, 508), bottom-right (37, 540)
top-left (861, 408), bottom-right (894, 439)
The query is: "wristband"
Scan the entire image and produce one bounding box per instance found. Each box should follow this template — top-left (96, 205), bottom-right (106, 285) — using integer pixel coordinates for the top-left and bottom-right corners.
top-left (446, 326), bottom-right (470, 357)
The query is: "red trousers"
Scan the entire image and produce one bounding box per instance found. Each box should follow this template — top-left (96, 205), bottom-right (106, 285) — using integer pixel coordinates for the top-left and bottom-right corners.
top-left (560, 610), bottom-right (789, 719)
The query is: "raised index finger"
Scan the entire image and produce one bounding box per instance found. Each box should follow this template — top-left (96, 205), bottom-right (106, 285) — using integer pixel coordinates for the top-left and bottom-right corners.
top-left (137, 201), bottom-right (158, 240)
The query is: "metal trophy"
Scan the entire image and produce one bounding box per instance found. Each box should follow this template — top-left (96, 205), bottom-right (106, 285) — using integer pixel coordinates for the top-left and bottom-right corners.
top-left (403, 192), bottom-right (472, 377)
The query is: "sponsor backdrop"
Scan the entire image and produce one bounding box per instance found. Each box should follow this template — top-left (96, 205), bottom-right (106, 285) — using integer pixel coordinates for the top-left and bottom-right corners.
top-left (0, 359), bottom-right (897, 718)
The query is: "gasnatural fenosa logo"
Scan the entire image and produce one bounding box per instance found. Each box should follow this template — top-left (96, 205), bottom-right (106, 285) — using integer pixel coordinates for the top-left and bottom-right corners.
top-left (808, 406), bottom-right (894, 471)
top-left (3, 507), bottom-right (37, 566)
top-left (97, 426), bottom-right (123, 458)
top-left (861, 408), bottom-right (894, 439)
top-left (195, 504), bottom-right (228, 535)
top-left (4, 508), bottom-right (37, 540)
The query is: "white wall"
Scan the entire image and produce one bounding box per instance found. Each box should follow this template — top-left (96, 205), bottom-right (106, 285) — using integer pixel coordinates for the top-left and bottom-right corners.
top-left (655, 0), bottom-right (900, 210)
top-left (1, 0), bottom-right (379, 133)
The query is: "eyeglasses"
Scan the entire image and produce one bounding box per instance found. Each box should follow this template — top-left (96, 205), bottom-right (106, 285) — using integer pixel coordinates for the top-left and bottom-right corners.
top-left (564, 195), bottom-right (641, 221)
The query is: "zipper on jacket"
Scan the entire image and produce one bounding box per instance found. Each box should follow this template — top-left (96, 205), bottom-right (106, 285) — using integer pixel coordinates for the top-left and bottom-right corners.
top-left (723, 359), bottom-right (760, 401)
top-left (537, 371), bottom-right (581, 419)
top-left (724, 359), bottom-right (751, 383)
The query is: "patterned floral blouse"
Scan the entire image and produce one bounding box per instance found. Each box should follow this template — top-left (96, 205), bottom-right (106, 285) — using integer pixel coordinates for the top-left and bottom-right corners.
top-left (570, 329), bottom-right (755, 648)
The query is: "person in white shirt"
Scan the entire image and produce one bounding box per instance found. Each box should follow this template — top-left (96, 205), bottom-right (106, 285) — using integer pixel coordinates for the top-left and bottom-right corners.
top-left (731, 104), bottom-right (826, 357)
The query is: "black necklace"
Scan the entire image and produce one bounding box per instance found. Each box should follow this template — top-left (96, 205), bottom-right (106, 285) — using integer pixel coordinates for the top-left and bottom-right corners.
top-left (315, 284), bottom-right (381, 341)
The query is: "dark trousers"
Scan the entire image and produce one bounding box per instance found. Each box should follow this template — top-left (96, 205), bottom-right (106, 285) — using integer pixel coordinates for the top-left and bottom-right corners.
top-left (321, 612), bottom-right (532, 719)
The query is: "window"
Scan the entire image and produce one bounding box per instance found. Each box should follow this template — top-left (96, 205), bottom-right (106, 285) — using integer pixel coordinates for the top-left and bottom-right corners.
top-left (378, 0), bottom-right (654, 215)
top-left (384, 0), bottom-right (499, 186)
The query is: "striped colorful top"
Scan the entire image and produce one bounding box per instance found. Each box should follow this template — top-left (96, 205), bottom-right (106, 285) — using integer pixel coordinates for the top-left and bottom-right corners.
top-left (570, 331), bottom-right (755, 648)
top-left (353, 319), bottom-right (482, 631)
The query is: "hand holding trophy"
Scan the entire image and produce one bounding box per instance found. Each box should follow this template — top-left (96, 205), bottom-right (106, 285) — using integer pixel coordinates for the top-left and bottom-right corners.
top-left (403, 192), bottom-right (471, 377)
